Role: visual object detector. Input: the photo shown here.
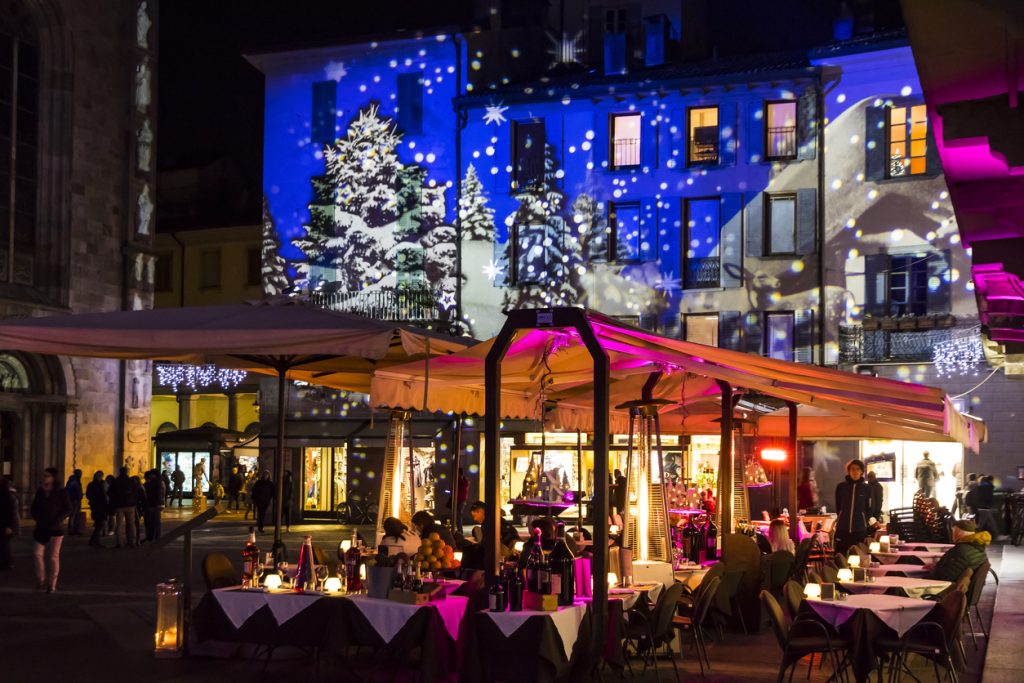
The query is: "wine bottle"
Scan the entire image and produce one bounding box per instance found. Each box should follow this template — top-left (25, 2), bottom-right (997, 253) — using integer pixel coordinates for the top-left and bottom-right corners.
top-left (412, 563), bottom-right (423, 593)
top-left (550, 523), bottom-right (576, 606)
top-left (294, 535), bottom-right (315, 593)
top-left (526, 527), bottom-right (543, 592)
top-left (241, 527), bottom-right (259, 589)
top-left (508, 566), bottom-right (524, 611)
top-left (539, 547), bottom-right (552, 595)
top-left (393, 559), bottom-right (405, 590)
top-left (345, 541), bottom-right (363, 592)
top-left (488, 577), bottom-right (506, 612)
top-left (705, 515), bottom-right (718, 561)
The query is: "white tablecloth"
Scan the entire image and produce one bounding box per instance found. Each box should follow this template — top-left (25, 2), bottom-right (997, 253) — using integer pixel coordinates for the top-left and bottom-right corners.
top-left (806, 593), bottom-right (934, 637)
top-left (632, 560), bottom-right (674, 588)
top-left (608, 582), bottom-right (664, 609)
top-left (483, 602), bottom-right (588, 660)
top-left (212, 588), bottom-right (325, 628)
top-left (347, 594), bottom-right (468, 643)
top-left (674, 568), bottom-right (708, 591)
top-left (839, 576), bottom-right (951, 599)
top-left (897, 543), bottom-right (954, 552)
top-left (868, 564), bottom-right (930, 577)
top-left (873, 550), bottom-right (945, 565)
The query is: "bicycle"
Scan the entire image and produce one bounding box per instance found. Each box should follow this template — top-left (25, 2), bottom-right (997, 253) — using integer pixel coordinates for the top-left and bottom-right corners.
top-left (335, 494), bottom-right (378, 526)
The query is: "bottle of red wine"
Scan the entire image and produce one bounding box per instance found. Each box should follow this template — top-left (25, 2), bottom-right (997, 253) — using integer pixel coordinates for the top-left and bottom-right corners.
top-left (704, 515), bottom-right (718, 561)
top-left (508, 565), bottom-right (524, 611)
top-left (393, 559), bottom-right (405, 590)
top-left (489, 577), bottom-right (506, 612)
top-left (242, 526), bottom-right (259, 589)
top-left (345, 541), bottom-right (363, 592)
top-left (550, 522), bottom-right (576, 606)
top-left (539, 550), bottom-right (552, 595)
top-left (526, 527), bottom-right (543, 592)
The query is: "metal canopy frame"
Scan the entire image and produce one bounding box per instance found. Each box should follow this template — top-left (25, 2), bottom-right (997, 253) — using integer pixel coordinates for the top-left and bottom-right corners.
top-left (484, 307), bottom-right (610, 664)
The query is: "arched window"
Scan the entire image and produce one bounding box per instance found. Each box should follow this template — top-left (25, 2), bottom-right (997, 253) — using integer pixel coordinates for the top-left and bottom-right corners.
top-left (0, 2), bottom-right (39, 286)
top-left (0, 352), bottom-right (29, 390)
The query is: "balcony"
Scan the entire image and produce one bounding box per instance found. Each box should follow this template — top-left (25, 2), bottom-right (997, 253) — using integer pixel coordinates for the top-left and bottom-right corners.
top-left (612, 138), bottom-right (640, 167)
top-left (839, 321), bottom-right (956, 364)
top-left (684, 257), bottom-right (720, 289)
top-left (767, 126), bottom-right (797, 159)
top-left (311, 286), bottom-right (441, 324)
top-left (689, 140), bottom-right (718, 165)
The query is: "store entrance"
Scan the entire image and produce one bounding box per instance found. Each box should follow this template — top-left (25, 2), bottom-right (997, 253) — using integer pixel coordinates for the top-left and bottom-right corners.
top-left (302, 446), bottom-right (347, 517)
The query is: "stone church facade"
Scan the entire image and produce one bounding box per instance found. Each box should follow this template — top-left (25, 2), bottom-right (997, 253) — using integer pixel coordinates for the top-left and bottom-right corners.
top-left (0, 0), bottom-right (157, 495)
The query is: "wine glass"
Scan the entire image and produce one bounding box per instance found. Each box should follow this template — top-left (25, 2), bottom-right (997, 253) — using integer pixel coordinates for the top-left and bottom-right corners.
top-left (315, 565), bottom-right (329, 591)
top-left (277, 561), bottom-right (290, 587)
top-left (254, 561), bottom-right (265, 588)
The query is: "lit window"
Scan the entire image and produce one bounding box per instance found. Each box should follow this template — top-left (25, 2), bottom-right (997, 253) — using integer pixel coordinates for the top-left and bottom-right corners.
top-left (683, 198), bottom-right (720, 289)
top-left (766, 194), bottom-right (796, 255)
top-left (888, 104), bottom-right (928, 177)
top-left (610, 202), bottom-right (640, 261)
top-left (765, 312), bottom-right (794, 361)
top-left (766, 101), bottom-right (797, 160)
top-left (610, 114), bottom-right (641, 168)
top-left (685, 314), bottom-right (719, 346)
top-left (688, 107), bottom-right (718, 165)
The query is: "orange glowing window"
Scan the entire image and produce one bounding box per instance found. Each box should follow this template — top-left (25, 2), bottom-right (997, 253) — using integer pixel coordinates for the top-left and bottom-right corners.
top-left (888, 104), bottom-right (928, 177)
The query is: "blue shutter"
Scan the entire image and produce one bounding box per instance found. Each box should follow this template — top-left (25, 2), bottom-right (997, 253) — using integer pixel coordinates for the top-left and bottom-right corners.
top-left (669, 109), bottom-right (687, 167)
top-left (656, 197), bottom-right (680, 270)
top-left (720, 193), bottom-right (743, 288)
top-left (604, 33), bottom-right (627, 75)
top-left (863, 253), bottom-right (888, 318)
top-left (796, 188), bottom-right (817, 255)
top-left (640, 198), bottom-right (657, 261)
top-left (744, 192), bottom-right (764, 258)
top-left (493, 238), bottom-right (509, 287)
top-left (744, 312), bottom-right (763, 355)
top-left (311, 80), bottom-right (338, 145)
top-left (746, 99), bottom-right (765, 164)
top-left (719, 311), bottom-right (742, 350)
top-left (718, 101), bottom-right (738, 167)
top-left (641, 112), bottom-right (658, 169)
top-left (644, 15), bottom-right (667, 67)
top-left (865, 106), bottom-right (887, 181)
top-left (797, 87), bottom-right (817, 161)
top-left (926, 249), bottom-right (951, 315)
top-left (397, 72), bottom-right (423, 135)
top-left (794, 309), bottom-right (814, 364)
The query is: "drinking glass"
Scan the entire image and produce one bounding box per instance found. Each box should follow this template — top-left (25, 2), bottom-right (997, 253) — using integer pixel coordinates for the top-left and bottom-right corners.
top-left (277, 561), bottom-right (290, 587)
top-left (254, 562), bottom-right (265, 587)
top-left (315, 565), bottom-right (329, 591)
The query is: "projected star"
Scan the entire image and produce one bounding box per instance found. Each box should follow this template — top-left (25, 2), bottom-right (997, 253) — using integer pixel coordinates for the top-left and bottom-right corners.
top-left (482, 259), bottom-right (504, 282)
top-left (439, 291), bottom-right (457, 311)
top-left (483, 103), bottom-right (508, 126)
top-left (325, 60), bottom-right (348, 81)
top-left (653, 272), bottom-right (681, 293)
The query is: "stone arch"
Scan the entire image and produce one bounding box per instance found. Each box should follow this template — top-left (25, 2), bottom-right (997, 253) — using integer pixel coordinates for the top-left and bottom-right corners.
top-left (156, 421), bottom-right (177, 434)
top-left (0, 350), bottom-right (67, 493)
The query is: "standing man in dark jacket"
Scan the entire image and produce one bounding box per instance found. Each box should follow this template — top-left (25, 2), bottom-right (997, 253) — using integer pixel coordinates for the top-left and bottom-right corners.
top-left (65, 469), bottom-right (83, 536)
top-left (161, 468), bottom-right (172, 506)
top-left (227, 466), bottom-right (243, 512)
top-left (143, 470), bottom-right (165, 542)
top-left (85, 471), bottom-right (107, 548)
top-left (251, 471), bottom-right (274, 533)
top-left (30, 468), bottom-right (70, 592)
top-left (834, 459), bottom-right (871, 554)
top-left (110, 467), bottom-right (138, 548)
top-left (170, 465), bottom-right (185, 508)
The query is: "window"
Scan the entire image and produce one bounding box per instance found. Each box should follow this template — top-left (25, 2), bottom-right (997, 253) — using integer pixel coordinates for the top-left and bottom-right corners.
top-left (512, 120), bottom-right (545, 189)
top-left (765, 312), bottom-right (795, 361)
top-left (609, 202), bottom-right (640, 261)
top-left (610, 113), bottom-right (641, 168)
top-left (510, 222), bottom-right (548, 285)
top-left (888, 253), bottom-right (928, 316)
top-left (685, 314), bottom-right (719, 347)
top-left (397, 72), bottom-right (423, 135)
top-left (605, 8), bottom-right (627, 33)
top-left (766, 194), bottom-right (796, 255)
top-left (765, 101), bottom-right (797, 160)
top-left (154, 253), bottom-right (173, 293)
top-left (888, 104), bottom-right (928, 177)
top-left (683, 198), bottom-right (720, 289)
top-left (687, 107), bottom-right (718, 165)
top-left (246, 247), bottom-right (261, 287)
top-left (199, 249), bottom-right (221, 290)
top-left (0, 30), bottom-right (38, 286)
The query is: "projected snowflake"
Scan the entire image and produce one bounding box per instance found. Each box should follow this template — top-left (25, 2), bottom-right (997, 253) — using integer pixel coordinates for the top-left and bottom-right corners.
top-left (483, 103), bottom-right (508, 126)
top-left (325, 60), bottom-right (348, 81)
top-left (482, 259), bottom-right (504, 282)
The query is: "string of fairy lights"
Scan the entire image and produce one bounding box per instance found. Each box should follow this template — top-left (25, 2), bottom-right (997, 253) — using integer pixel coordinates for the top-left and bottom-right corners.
top-left (155, 363), bottom-right (248, 393)
top-left (932, 326), bottom-right (984, 378)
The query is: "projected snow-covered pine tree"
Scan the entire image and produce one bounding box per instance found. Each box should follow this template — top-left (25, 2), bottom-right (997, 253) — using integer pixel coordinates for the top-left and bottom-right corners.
top-left (261, 197), bottom-right (290, 296)
top-left (459, 163), bottom-right (495, 242)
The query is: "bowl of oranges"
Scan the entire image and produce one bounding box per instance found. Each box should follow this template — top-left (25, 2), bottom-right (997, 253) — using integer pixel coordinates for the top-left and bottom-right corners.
top-left (413, 532), bottom-right (460, 572)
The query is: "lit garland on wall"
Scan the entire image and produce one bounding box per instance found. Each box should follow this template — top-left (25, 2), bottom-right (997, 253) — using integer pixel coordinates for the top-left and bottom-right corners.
top-left (155, 363), bottom-right (248, 392)
top-left (933, 329), bottom-right (984, 378)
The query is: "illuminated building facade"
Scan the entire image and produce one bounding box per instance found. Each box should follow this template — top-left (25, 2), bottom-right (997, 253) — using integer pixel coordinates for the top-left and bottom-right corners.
top-left (254, 2), bottom-right (1022, 519)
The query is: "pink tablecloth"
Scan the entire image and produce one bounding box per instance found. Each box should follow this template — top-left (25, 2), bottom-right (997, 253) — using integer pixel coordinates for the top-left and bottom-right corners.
top-left (868, 564), bottom-right (931, 577)
top-left (347, 594), bottom-right (468, 643)
top-left (873, 550), bottom-right (945, 565)
top-left (806, 593), bottom-right (934, 637)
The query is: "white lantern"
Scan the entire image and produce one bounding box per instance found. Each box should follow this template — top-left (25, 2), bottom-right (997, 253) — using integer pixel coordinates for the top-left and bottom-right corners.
top-left (803, 583), bottom-right (822, 599)
top-left (323, 576), bottom-right (342, 593)
top-left (608, 572), bottom-right (618, 588)
top-left (154, 580), bottom-right (184, 657)
top-left (869, 542), bottom-right (881, 554)
top-left (836, 568), bottom-right (854, 582)
top-left (453, 551), bottom-right (463, 564)
top-left (848, 554), bottom-right (861, 568)
top-left (264, 573), bottom-right (283, 590)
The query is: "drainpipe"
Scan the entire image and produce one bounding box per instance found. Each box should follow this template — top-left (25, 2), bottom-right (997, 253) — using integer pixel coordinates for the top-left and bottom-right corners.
top-left (452, 34), bottom-right (465, 333)
top-left (815, 76), bottom-right (827, 366)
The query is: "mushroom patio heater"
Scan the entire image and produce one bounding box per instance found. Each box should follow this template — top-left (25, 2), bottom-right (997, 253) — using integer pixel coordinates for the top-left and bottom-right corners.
top-left (619, 396), bottom-right (673, 565)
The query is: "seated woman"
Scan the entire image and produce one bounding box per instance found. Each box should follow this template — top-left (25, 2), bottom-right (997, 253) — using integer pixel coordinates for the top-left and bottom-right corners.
top-left (411, 510), bottom-right (457, 549)
top-left (380, 516), bottom-right (421, 556)
top-left (767, 518), bottom-right (795, 554)
top-left (930, 519), bottom-right (991, 582)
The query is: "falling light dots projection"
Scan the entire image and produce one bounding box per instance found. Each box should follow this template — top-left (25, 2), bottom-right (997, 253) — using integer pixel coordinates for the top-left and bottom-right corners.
top-left (867, 189), bottom-right (879, 200)
top-left (836, 93), bottom-right (847, 104)
top-left (890, 228), bottom-right (904, 242)
top-left (791, 260), bottom-right (805, 273)
top-left (831, 179), bottom-right (843, 190)
top-left (900, 86), bottom-right (913, 97)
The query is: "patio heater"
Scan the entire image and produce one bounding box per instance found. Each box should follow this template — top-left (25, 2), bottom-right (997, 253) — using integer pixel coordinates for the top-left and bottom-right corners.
top-left (377, 410), bottom-right (412, 532)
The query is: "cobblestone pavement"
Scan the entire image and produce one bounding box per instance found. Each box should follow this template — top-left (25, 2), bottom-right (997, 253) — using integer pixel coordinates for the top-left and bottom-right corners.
top-left (0, 508), bottom-right (997, 682)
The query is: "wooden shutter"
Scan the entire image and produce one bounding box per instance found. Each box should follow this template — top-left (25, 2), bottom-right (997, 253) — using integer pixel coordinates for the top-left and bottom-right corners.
top-left (794, 309), bottom-right (814, 364)
top-left (720, 193), bottom-right (743, 288)
top-left (718, 101), bottom-right (738, 167)
top-left (864, 106), bottom-right (887, 181)
top-left (746, 99), bottom-right (765, 164)
top-left (924, 126), bottom-right (942, 176)
top-left (926, 249), bottom-right (951, 315)
top-left (311, 81), bottom-right (338, 145)
top-left (863, 253), bottom-right (888, 317)
top-left (719, 311), bottom-right (742, 350)
top-left (796, 188), bottom-right (817, 255)
top-left (744, 192), bottom-right (764, 258)
top-left (797, 87), bottom-right (817, 161)
top-left (744, 312), bottom-right (763, 355)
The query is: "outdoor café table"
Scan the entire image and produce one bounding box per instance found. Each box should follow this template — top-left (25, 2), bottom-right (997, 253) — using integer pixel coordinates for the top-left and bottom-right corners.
top-left (674, 565), bottom-right (708, 591)
top-left (194, 587), bottom-right (343, 648)
top-left (602, 584), bottom-right (665, 671)
top-left (872, 550), bottom-right (945, 565)
top-left (462, 601), bottom-right (592, 682)
top-left (799, 593), bottom-right (935, 682)
top-left (867, 563), bottom-right (931, 577)
top-left (838, 575), bottom-right (951, 598)
top-left (632, 559), bottom-right (675, 588)
top-left (897, 542), bottom-right (955, 552)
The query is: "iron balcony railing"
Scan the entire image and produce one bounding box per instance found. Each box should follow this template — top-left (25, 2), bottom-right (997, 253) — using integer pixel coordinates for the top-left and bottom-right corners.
top-left (838, 324), bottom-right (954, 364)
top-left (684, 257), bottom-right (720, 289)
top-left (767, 126), bottom-right (797, 159)
top-left (689, 140), bottom-right (718, 165)
top-left (613, 138), bottom-right (640, 167)
top-left (311, 286), bottom-right (441, 323)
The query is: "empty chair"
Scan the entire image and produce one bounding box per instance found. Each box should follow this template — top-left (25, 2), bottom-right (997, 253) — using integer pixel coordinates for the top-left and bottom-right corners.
top-left (964, 559), bottom-right (991, 649)
top-left (673, 575), bottom-right (721, 677)
top-left (783, 580), bottom-right (805, 621)
top-left (761, 550), bottom-right (796, 596)
top-left (202, 552), bottom-right (238, 590)
top-left (622, 582), bottom-right (685, 682)
top-left (878, 589), bottom-right (966, 683)
top-left (761, 590), bottom-right (848, 683)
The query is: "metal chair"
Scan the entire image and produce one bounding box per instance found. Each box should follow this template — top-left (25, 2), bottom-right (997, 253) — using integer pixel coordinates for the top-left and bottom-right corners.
top-left (761, 590), bottom-right (848, 683)
top-left (783, 580), bottom-right (804, 621)
top-left (963, 558), bottom-right (991, 649)
top-left (878, 589), bottom-right (966, 683)
top-left (673, 575), bottom-right (721, 677)
top-left (622, 582), bottom-right (685, 682)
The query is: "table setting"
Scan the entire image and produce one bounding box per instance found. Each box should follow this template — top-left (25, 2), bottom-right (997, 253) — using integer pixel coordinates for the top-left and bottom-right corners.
top-left (837, 575), bottom-right (951, 598)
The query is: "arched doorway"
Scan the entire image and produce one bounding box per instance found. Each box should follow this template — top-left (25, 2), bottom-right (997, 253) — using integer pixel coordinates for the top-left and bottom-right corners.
top-left (0, 351), bottom-right (67, 495)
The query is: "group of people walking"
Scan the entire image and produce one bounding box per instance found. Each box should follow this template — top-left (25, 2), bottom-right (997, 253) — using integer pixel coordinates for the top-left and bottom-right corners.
top-left (83, 467), bottom-right (167, 548)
